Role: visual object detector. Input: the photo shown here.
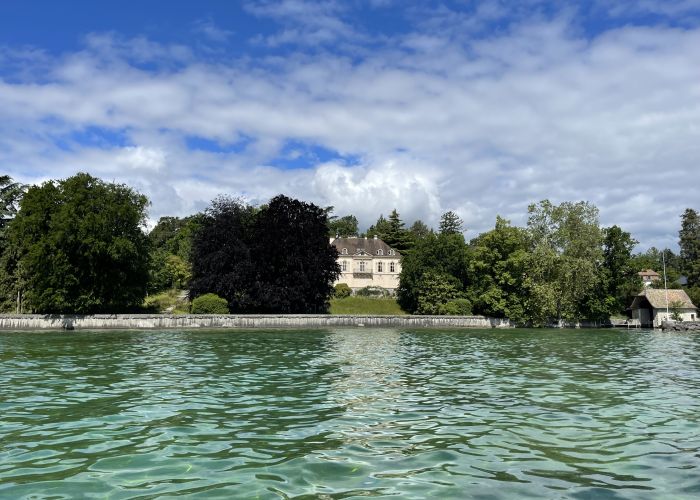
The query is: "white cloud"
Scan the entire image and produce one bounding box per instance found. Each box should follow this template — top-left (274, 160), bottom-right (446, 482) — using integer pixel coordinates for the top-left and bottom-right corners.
top-left (1, 10), bottom-right (700, 248)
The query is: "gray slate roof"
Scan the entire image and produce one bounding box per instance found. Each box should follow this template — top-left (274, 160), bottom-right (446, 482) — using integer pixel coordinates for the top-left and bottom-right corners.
top-left (331, 236), bottom-right (400, 257)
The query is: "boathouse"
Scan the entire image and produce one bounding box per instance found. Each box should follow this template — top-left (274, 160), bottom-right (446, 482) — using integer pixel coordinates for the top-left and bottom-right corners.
top-left (630, 288), bottom-right (697, 327)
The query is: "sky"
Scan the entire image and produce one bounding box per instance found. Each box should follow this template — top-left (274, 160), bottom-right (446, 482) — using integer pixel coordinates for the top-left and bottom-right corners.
top-left (1, 0), bottom-right (700, 250)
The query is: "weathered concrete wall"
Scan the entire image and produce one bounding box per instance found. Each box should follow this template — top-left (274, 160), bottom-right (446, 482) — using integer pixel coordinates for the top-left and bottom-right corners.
top-left (662, 321), bottom-right (700, 332)
top-left (0, 314), bottom-right (513, 331)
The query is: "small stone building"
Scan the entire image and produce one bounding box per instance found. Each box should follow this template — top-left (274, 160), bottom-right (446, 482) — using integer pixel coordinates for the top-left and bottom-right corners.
top-left (331, 236), bottom-right (402, 294)
top-left (630, 288), bottom-right (697, 327)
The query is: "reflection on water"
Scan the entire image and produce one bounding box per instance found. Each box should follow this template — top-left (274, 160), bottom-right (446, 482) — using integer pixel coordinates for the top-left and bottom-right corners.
top-left (1, 328), bottom-right (700, 498)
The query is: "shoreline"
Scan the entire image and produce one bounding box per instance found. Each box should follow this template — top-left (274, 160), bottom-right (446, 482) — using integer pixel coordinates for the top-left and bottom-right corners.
top-left (0, 314), bottom-right (513, 331)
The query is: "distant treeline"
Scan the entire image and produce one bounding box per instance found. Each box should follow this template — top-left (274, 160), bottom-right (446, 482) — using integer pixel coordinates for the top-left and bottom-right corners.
top-left (2, 173), bottom-right (699, 323)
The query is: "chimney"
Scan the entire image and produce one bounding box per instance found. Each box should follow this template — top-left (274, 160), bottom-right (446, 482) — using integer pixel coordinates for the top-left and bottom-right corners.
top-left (373, 234), bottom-right (378, 240)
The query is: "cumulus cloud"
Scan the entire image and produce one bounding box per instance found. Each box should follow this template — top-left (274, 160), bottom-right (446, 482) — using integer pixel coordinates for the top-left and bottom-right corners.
top-left (1, 3), bottom-right (700, 248)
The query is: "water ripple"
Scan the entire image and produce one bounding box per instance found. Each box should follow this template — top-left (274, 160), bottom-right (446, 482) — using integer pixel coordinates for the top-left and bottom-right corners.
top-left (1, 328), bottom-right (700, 498)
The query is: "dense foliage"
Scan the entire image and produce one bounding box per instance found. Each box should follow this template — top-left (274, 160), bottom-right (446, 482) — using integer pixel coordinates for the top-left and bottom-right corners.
top-left (333, 283), bottom-right (352, 298)
top-left (3, 173), bottom-right (149, 313)
top-left (147, 215), bottom-right (201, 292)
top-left (328, 214), bottom-right (359, 237)
top-left (191, 293), bottom-right (229, 314)
top-left (397, 231), bottom-right (470, 313)
top-left (189, 195), bottom-right (340, 313)
top-left (5, 169), bottom-right (698, 322)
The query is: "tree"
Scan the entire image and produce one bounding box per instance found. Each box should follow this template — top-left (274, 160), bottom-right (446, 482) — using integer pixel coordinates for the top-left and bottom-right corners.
top-left (147, 215), bottom-right (201, 293)
top-left (190, 195), bottom-right (340, 313)
top-left (189, 197), bottom-right (258, 311)
top-left (525, 200), bottom-right (604, 323)
top-left (439, 211), bottom-right (464, 235)
top-left (632, 247), bottom-right (682, 286)
top-left (397, 231), bottom-right (470, 313)
top-left (409, 220), bottom-right (432, 240)
top-left (602, 225), bottom-right (639, 315)
top-left (679, 208), bottom-right (700, 287)
top-left (385, 209), bottom-right (414, 252)
top-left (366, 214), bottom-right (392, 240)
top-left (252, 195), bottom-right (340, 313)
top-left (0, 175), bottom-right (27, 311)
top-left (366, 210), bottom-right (413, 251)
top-left (467, 216), bottom-right (530, 322)
top-left (4, 173), bottom-right (150, 313)
top-left (328, 214), bottom-right (359, 237)
top-left (416, 270), bottom-right (463, 315)
top-left (1, 175), bottom-right (25, 234)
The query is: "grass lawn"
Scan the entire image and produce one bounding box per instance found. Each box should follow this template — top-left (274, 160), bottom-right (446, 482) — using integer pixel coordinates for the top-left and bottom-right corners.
top-left (144, 289), bottom-right (191, 314)
top-left (329, 296), bottom-right (407, 315)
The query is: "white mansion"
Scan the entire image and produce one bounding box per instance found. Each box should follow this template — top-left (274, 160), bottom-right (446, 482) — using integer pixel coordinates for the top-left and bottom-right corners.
top-left (330, 236), bottom-right (402, 293)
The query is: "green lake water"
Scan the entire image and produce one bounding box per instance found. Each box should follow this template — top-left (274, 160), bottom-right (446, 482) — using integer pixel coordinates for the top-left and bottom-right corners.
top-left (1, 328), bottom-right (700, 499)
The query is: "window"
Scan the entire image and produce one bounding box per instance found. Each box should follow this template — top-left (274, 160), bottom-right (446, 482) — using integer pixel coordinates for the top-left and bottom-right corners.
top-left (342, 261), bottom-right (347, 271)
top-left (377, 262), bottom-right (383, 272)
top-left (377, 249), bottom-right (383, 255)
top-left (342, 248), bottom-right (348, 255)
top-left (388, 249), bottom-right (395, 256)
top-left (390, 262), bottom-right (395, 273)
top-left (359, 261), bottom-right (366, 272)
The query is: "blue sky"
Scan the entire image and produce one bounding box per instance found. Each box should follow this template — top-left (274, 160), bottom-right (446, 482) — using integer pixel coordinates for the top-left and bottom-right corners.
top-left (2, 0), bottom-right (700, 249)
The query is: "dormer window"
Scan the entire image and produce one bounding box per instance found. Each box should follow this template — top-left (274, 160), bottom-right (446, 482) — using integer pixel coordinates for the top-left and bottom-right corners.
top-left (377, 249), bottom-right (383, 256)
top-left (342, 248), bottom-right (348, 255)
top-left (388, 249), bottom-right (395, 256)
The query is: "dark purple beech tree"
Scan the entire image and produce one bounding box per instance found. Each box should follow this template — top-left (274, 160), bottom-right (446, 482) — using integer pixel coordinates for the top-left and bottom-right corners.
top-left (189, 195), bottom-right (340, 313)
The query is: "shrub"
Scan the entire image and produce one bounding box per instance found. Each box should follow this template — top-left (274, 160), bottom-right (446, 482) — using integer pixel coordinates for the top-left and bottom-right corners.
top-left (191, 293), bottom-right (229, 314)
top-left (440, 298), bottom-right (472, 315)
top-left (356, 286), bottom-right (388, 297)
top-left (334, 283), bottom-right (352, 298)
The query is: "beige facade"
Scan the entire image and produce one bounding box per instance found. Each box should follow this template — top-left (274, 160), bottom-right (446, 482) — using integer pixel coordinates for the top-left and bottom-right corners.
top-left (331, 236), bottom-right (402, 293)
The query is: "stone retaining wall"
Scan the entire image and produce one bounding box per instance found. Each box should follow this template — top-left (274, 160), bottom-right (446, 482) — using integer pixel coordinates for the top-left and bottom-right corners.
top-left (0, 314), bottom-right (513, 331)
top-left (662, 321), bottom-right (700, 332)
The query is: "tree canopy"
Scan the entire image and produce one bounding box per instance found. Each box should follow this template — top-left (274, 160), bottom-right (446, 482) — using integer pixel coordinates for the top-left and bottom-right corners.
top-left (190, 195), bottom-right (340, 313)
top-left (328, 214), bottom-right (359, 237)
top-left (3, 173), bottom-right (150, 313)
top-left (1, 175), bottom-right (25, 235)
top-left (679, 208), bottom-right (700, 287)
top-left (439, 211), bottom-right (464, 235)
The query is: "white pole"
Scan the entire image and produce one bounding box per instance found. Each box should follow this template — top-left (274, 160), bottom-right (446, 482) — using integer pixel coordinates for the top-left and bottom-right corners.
top-left (663, 250), bottom-right (669, 321)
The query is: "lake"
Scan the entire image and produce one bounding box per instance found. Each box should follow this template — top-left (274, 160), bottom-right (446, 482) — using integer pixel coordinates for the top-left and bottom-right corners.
top-left (1, 328), bottom-right (699, 498)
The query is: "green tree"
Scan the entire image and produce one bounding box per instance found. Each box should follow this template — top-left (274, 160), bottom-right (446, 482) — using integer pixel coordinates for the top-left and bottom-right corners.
top-left (601, 225), bottom-right (640, 315)
top-left (439, 211), bottom-right (464, 235)
top-left (366, 214), bottom-right (391, 239)
top-left (467, 216), bottom-right (530, 322)
top-left (385, 209), bottom-right (414, 252)
top-left (679, 208), bottom-right (700, 287)
top-left (631, 247), bottom-right (682, 287)
top-left (397, 231), bottom-right (469, 313)
top-left (328, 214), bottom-right (359, 237)
top-left (416, 270), bottom-right (463, 315)
top-left (526, 200), bottom-right (604, 323)
top-left (1, 175), bottom-right (25, 234)
top-left (0, 175), bottom-right (27, 311)
top-left (5, 173), bottom-right (150, 313)
top-left (147, 215), bottom-right (201, 293)
top-left (409, 219), bottom-right (432, 240)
